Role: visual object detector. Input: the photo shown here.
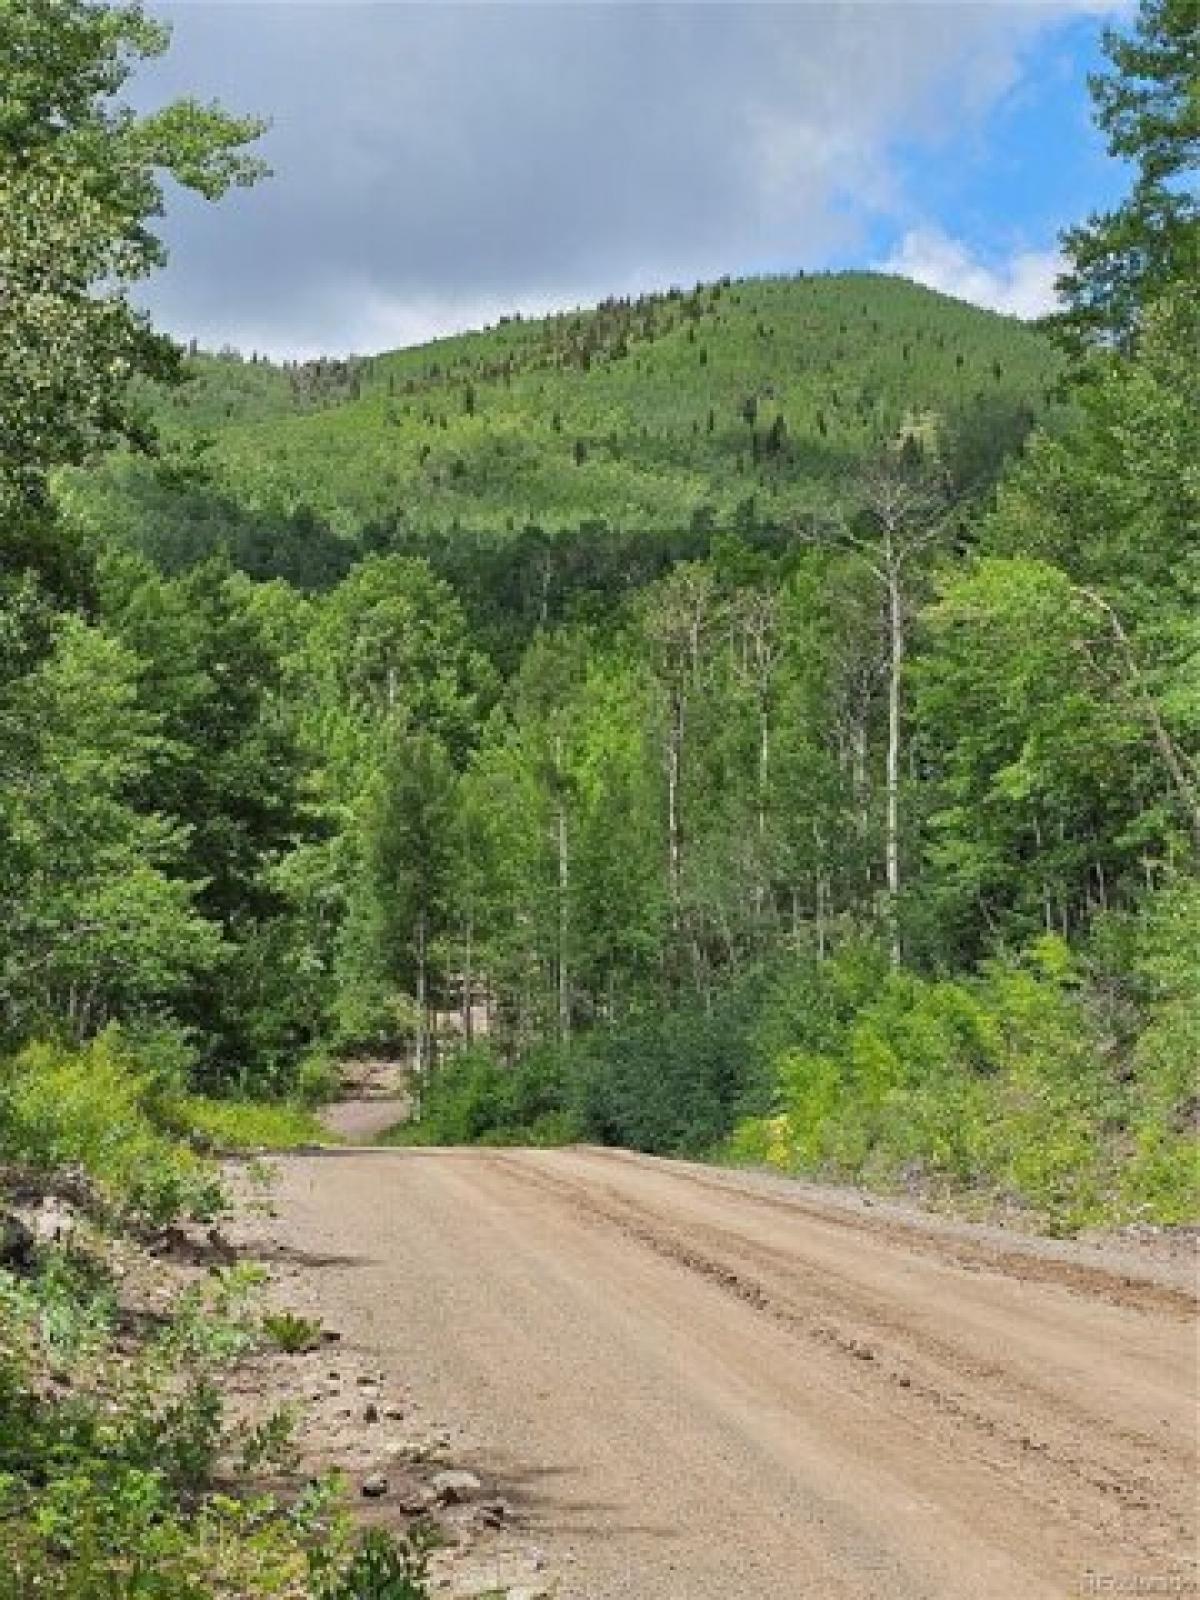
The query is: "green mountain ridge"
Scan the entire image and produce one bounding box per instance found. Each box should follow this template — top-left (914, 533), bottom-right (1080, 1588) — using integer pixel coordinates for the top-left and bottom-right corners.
top-left (71, 272), bottom-right (1062, 583)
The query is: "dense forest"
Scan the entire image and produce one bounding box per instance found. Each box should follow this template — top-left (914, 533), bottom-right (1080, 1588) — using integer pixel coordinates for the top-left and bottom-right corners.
top-left (71, 269), bottom-right (1060, 593)
top-left (4, 2), bottom-right (1197, 1205)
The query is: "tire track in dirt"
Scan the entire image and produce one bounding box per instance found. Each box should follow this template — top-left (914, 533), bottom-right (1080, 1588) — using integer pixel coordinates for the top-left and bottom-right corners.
top-left (484, 1153), bottom-right (1195, 1564)
top-left (571, 1147), bottom-right (1198, 1315)
top-left (263, 1146), bottom-right (1199, 1600)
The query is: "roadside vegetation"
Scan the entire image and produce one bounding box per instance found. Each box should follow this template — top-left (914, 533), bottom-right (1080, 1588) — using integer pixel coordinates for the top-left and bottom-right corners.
top-left (399, 884), bottom-right (1198, 1230)
top-left (0, 1027), bottom-right (429, 1597)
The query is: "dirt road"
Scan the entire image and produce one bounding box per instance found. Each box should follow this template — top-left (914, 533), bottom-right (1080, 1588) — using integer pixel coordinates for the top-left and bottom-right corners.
top-left (267, 1146), bottom-right (1198, 1599)
top-left (317, 1060), bottom-right (408, 1142)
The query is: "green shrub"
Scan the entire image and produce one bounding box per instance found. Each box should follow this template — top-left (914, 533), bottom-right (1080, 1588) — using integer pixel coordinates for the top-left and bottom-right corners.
top-left (0, 1255), bottom-right (336, 1600)
top-left (1119, 1125), bottom-right (1199, 1225)
top-left (310, 1526), bottom-right (434, 1600)
top-left (0, 1033), bottom-right (223, 1225)
top-left (523, 1108), bottom-right (582, 1147)
top-left (109, 1016), bottom-right (200, 1098)
top-left (1112, 882), bottom-right (1200, 1223)
top-left (726, 910), bottom-right (1198, 1229)
top-left (559, 979), bottom-right (772, 1156)
top-left (295, 1050), bottom-right (342, 1106)
top-left (396, 1044), bottom-right (579, 1147)
top-left (402, 987), bottom-right (767, 1157)
top-left (171, 1094), bottom-right (330, 1152)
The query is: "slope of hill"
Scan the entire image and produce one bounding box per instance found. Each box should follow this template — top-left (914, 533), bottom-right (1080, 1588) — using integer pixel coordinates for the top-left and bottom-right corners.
top-left (68, 272), bottom-right (1062, 584)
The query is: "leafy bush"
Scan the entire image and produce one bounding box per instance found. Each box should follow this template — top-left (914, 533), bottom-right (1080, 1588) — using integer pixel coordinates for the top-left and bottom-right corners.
top-left (564, 995), bottom-right (764, 1155)
top-left (295, 1050), bottom-right (342, 1106)
top-left (171, 1094), bottom-right (329, 1152)
top-left (0, 1032), bottom-right (223, 1225)
top-left (395, 1045), bottom-right (580, 1148)
top-left (403, 974), bottom-right (774, 1156)
top-left (729, 906), bottom-right (1198, 1229)
top-left (1107, 882), bottom-right (1200, 1224)
top-left (310, 1526), bottom-right (435, 1600)
top-left (0, 1252), bottom-right (340, 1600)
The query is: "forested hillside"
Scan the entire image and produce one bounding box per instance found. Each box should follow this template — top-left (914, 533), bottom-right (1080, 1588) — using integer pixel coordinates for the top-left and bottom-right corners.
top-left (6, 0), bottom-right (1198, 1233)
top-left (68, 272), bottom-right (1060, 605)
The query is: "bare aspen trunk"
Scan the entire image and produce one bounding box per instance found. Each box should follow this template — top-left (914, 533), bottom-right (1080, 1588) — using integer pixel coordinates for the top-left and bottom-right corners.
top-left (667, 687), bottom-right (684, 938)
top-left (1094, 860), bottom-right (1109, 913)
top-left (539, 559), bottom-right (551, 628)
top-left (755, 694), bottom-right (770, 931)
top-left (885, 560), bottom-right (903, 967)
top-left (414, 909), bottom-right (428, 1077)
top-left (645, 565), bottom-right (713, 997)
top-left (461, 914), bottom-right (474, 1044)
top-left (555, 735), bottom-right (570, 1043)
top-left (851, 717), bottom-right (869, 859)
top-left (732, 590), bottom-right (779, 942)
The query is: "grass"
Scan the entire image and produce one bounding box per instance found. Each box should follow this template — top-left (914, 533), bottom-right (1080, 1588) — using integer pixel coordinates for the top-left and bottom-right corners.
top-left (173, 1095), bottom-right (333, 1152)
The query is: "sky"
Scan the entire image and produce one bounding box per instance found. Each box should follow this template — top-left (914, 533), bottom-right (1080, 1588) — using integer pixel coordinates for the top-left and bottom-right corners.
top-left (135, 2), bottom-right (1133, 360)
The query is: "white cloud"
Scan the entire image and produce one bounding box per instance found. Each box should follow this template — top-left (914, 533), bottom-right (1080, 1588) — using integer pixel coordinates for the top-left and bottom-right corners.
top-left (137, 4), bottom-right (1092, 357)
top-left (875, 226), bottom-right (1063, 318)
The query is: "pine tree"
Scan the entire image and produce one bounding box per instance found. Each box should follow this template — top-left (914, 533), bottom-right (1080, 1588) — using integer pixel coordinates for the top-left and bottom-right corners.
top-left (1055, 0), bottom-right (1199, 348)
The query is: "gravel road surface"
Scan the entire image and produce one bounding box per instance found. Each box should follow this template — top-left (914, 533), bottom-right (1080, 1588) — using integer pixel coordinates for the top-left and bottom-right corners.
top-left (267, 1146), bottom-right (1198, 1600)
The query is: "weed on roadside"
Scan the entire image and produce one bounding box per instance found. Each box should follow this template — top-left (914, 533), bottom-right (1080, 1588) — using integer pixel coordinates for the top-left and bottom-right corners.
top-left (262, 1308), bottom-right (325, 1353)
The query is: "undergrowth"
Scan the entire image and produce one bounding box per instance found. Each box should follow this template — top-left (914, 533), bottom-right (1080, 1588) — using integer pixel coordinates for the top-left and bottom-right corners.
top-left (401, 886), bottom-right (1199, 1233)
top-left (726, 892), bottom-right (1200, 1231)
top-left (0, 1238), bottom-right (432, 1598)
top-left (173, 1095), bottom-right (330, 1153)
top-left (0, 1033), bottom-right (426, 1597)
top-left (0, 1033), bottom-right (225, 1225)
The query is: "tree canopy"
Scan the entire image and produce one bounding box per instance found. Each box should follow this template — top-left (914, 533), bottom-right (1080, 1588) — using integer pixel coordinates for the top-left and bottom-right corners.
top-left (0, 0), bottom-right (266, 552)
